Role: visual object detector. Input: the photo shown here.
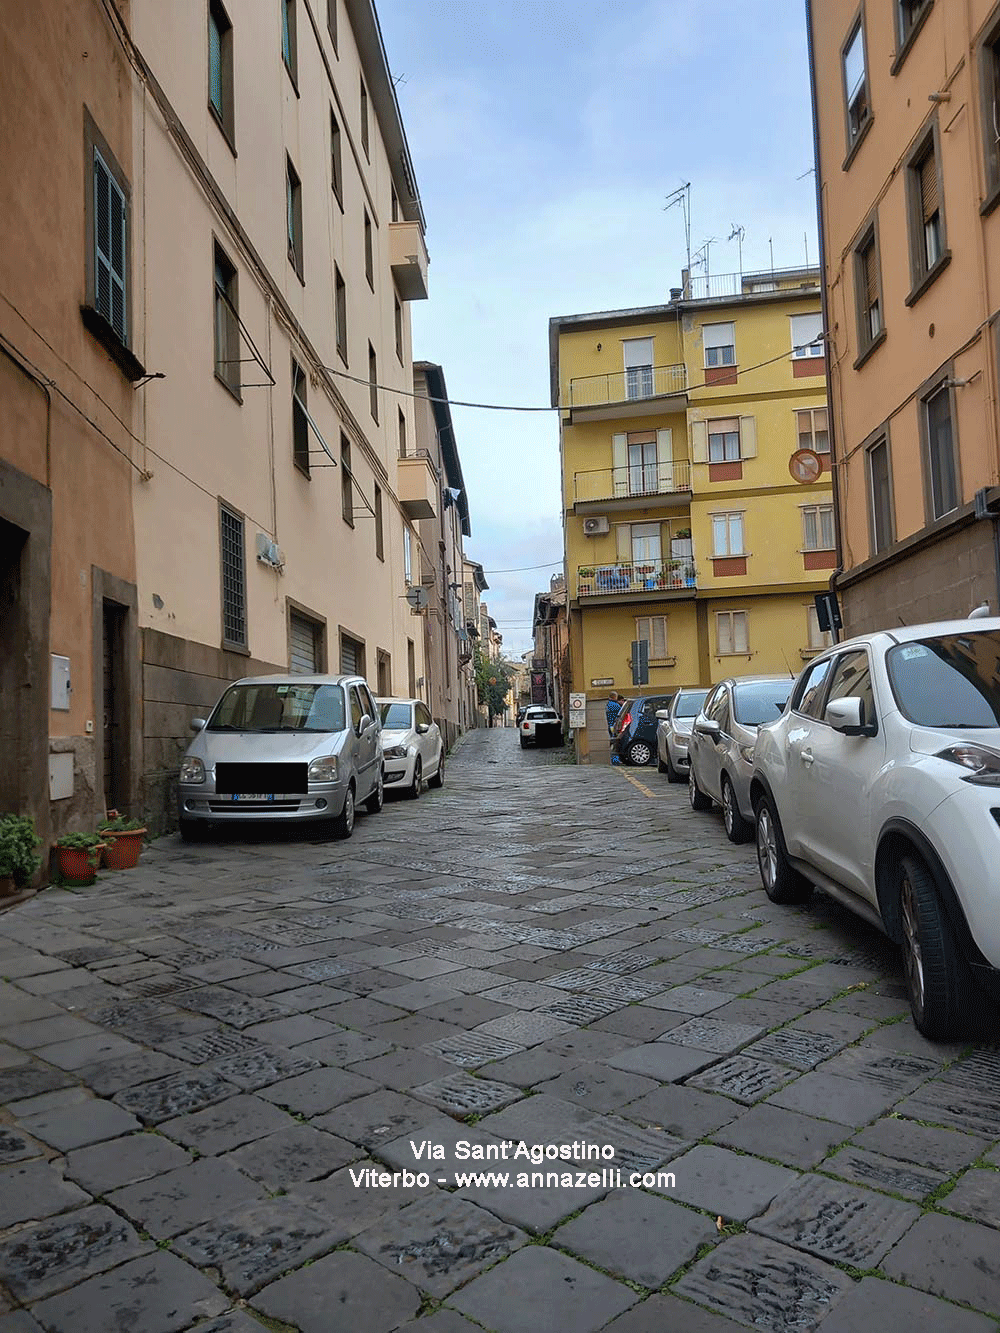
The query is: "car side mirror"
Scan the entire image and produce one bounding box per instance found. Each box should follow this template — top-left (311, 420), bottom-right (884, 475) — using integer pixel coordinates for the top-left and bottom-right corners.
top-left (655, 710), bottom-right (670, 721)
top-left (695, 717), bottom-right (721, 737)
top-left (191, 718), bottom-right (207, 731)
top-left (358, 713), bottom-right (372, 735)
top-left (826, 696), bottom-right (875, 736)
top-left (416, 723), bottom-right (429, 734)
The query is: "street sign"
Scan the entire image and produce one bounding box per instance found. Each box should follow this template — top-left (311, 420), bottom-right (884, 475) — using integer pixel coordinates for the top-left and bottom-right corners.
top-left (569, 692), bottom-right (586, 729)
top-left (814, 591), bottom-right (842, 637)
top-left (631, 639), bottom-right (649, 686)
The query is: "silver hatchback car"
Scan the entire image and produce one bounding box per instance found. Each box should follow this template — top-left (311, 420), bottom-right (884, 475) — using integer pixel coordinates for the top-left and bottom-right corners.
top-left (176, 674), bottom-right (384, 841)
top-left (687, 675), bottom-right (792, 843)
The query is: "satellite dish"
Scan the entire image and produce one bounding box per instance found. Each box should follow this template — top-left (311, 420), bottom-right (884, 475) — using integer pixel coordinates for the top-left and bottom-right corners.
top-left (405, 586), bottom-right (429, 610)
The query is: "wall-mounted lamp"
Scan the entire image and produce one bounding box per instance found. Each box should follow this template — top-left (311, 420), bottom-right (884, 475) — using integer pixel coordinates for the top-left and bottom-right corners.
top-left (928, 91), bottom-right (951, 103)
top-left (945, 373), bottom-right (978, 388)
top-left (596, 342), bottom-right (602, 351)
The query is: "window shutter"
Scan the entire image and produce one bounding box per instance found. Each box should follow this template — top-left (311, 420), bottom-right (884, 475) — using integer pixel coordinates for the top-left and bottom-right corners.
top-left (615, 523), bottom-right (631, 560)
top-left (734, 612), bottom-right (749, 654)
top-left (739, 416), bottom-right (757, 458)
top-left (863, 242), bottom-right (878, 306)
top-left (209, 16), bottom-right (222, 111)
top-left (691, 419), bottom-right (708, 463)
top-left (612, 432), bottom-right (628, 496)
top-left (656, 428), bottom-right (673, 490)
top-left (94, 151), bottom-right (127, 344)
top-left (919, 151), bottom-right (938, 222)
top-left (289, 613), bottom-right (319, 673)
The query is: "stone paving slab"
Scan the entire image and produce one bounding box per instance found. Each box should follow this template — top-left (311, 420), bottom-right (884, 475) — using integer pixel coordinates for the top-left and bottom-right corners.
top-left (664, 1144), bottom-right (799, 1221)
top-left (249, 1249), bottom-right (421, 1333)
top-left (749, 1172), bottom-right (920, 1267)
top-left (880, 1213), bottom-right (1000, 1313)
top-left (816, 1275), bottom-right (998, 1333)
top-left (0, 1161), bottom-right (91, 1228)
top-left (553, 1190), bottom-right (717, 1287)
top-left (0, 1204), bottom-right (153, 1301)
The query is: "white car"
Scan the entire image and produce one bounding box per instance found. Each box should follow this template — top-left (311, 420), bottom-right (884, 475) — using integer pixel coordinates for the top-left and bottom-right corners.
top-left (656, 688), bottom-right (709, 781)
top-left (376, 697), bottom-right (444, 799)
top-left (750, 618), bottom-right (1000, 1039)
top-left (519, 706), bottom-right (563, 748)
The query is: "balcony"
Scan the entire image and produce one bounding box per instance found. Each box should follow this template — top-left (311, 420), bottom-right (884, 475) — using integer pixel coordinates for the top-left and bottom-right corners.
top-left (389, 221), bottom-right (429, 301)
top-left (576, 556), bottom-right (697, 600)
top-left (574, 460), bottom-right (691, 512)
top-left (398, 449), bottom-right (438, 519)
top-left (565, 363), bottom-right (687, 421)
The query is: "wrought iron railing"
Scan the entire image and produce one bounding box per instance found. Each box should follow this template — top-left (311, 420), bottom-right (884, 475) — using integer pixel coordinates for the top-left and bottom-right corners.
top-left (576, 557), bottom-right (697, 598)
top-left (574, 459), bottom-right (691, 505)
top-left (567, 363), bottom-right (687, 409)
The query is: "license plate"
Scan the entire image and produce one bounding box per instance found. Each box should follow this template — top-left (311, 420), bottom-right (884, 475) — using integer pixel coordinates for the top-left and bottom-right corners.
top-left (231, 793), bottom-right (275, 802)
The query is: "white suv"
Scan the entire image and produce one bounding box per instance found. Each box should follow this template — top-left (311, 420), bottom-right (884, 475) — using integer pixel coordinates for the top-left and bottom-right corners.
top-left (750, 618), bottom-right (1000, 1039)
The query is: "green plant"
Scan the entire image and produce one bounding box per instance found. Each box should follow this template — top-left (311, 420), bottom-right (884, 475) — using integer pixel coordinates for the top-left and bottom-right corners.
top-left (675, 527), bottom-right (691, 538)
top-left (0, 815), bottom-right (42, 886)
top-left (98, 816), bottom-right (145, 835)
top-left (55, 830), bottom-right (105, 868)
top-left (578, 567), bottom-right (595, 578)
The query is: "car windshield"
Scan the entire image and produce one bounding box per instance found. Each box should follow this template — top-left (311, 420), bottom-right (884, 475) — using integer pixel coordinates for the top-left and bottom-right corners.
top-left (675, 690), bottom-right (708, 717)
top-left (208, 682), bottom-right (346, 733)
top-left (732, 681), bottom-right (792, 726)
top-left (380, 702), bottom-right (412, 729)
top-left (887, 632), bottom-right (1000, 727)
top-left (531, 710), bottom-right (558, 720)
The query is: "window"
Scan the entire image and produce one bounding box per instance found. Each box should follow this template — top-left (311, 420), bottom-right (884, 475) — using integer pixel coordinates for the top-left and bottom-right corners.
top-left (716, 610), bottom-right (749, 656)
top-left (364, 210), bottom-right (374, 289)
top-left (398, 407), bottom-right (407, 458)
top-left (635, 615), bottom-right (668, 661)
top-left (854, 225), bottom-right (883, 357)
top-left (867, 436), bottom-right (894, 552)
top-left (630, 522), bottom-right (661, 565)
top-left (709, 418), bottom-right (740, 463)
top-left (623, 337), bottom-right (653, 399)
top-left (330, 109), bottom-right (343, 206)
top-left (360, 77), bottom-right (370, 158)
top-left (213, 244), bottom-right (240, 396)
top-left (391, 186), bottom-right (399, 222)
top-left (802, 504), bottom-right (835, 551)
top-left (790, 312), bottom-right (823, 358)
top-left (334, 266), bottom-right (347, 363)
top-left (92, 147), bottom-right (129, 345)
top-left (407, 638), bottom-right (416, 696)
top-left (286, 156), bottom-right (303, 280)
top-left (327, 0), bottom-right (337, 50)
top-left (394, 295), bottom-right (403, 363)
top-left (826, 650), bottom-right (875, 725)
top-left (368, 343), bottom-right (378, 421)
top-left (628, 438), bottom-right (657, 494)
top-left (924, 383), bottom-right (958, 518)
top-left (704, 685), bottom-right (730, 729)
top-left (208, 0), bottom-right (234, 145)
top-left (807, 605), bottom-right (833, 651)
top-left (374, 482), bottom-right (384, 561)
top-left (907, 130), bottom-right (947, 295)
top-left (796, 407), bottom-right (829, 455)
top-left (843, 18), bottom-right (871, 152)
top-left (289, 610), bottom-right (323, 674)
top-left (403, 526), bottom-right (413, 584)
top-left (292, 359), bottom-right (309, 475)
top-left (341, 432), bottom-right (353, 525)
top-left (711, 512), bottom-right (745, 557)
top-left (340, 633), bottom-right (364, 675)
top-left (703, 322), bottom-right (735, 367)
top-left (281, 0), bottom-right (297, 84)
top-left (979, 14), bottom-right (1000, 204)
top-left (896, 0), bottom-right (931, 53)
top-left (219, 503), bottom-right (247, 649)
top-left (795, 655), bottom-right (834, 717)
top-left (376, 649), bottom-right (391, 695)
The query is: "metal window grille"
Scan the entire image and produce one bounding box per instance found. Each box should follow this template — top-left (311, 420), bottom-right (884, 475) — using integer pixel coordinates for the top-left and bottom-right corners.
top-left (220, 506), bottom-right (247, 647)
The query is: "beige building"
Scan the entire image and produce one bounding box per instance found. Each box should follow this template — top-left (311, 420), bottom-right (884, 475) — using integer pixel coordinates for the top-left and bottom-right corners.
top-left (412, 361), bottom-right (473, 747)
top-left (1, 0), bottom-right (144, 851)
top-left (808, 0), bottom-right (1000, 629)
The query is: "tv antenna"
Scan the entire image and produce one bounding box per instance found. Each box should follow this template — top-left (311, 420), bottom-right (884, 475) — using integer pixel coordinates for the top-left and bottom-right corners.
top-left (663, 181), bottom-right (692, 287)
top-left (727, 224), bottom-right (745, 279)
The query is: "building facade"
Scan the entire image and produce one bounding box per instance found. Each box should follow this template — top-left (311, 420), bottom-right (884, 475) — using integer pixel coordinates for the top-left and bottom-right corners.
top-left (808, 0), bottom-right (1000, 630)
top-left (551, 269), bottom-right (833, 762)
top-left (531, 573), bottom-right (569, 719)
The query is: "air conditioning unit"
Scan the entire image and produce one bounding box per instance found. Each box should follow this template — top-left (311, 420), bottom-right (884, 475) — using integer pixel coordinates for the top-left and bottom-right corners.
top-left (583, 515), bottom-right (610, 536)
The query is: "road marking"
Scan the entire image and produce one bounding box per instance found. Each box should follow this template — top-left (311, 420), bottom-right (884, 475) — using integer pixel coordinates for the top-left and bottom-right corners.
top-left (618, 769), bottom-right (658, 798)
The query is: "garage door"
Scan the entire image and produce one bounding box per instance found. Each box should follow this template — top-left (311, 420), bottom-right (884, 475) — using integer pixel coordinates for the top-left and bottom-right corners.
top-left (289, 613), bottom-right (320, 674)
top-left (340, 634), bottom-right (362, 675)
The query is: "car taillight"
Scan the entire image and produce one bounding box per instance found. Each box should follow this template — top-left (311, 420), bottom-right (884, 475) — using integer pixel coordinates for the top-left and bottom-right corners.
top-left (522, 722), bottom-right (530, 730)
top-left (619, 711), bottom-right (632, 730)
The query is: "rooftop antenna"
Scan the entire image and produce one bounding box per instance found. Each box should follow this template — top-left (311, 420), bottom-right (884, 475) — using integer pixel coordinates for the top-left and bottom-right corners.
top-left (769, 236), bottom-right (775, 272)
top-left (727, 224), bottom-right (745, 281)
top-left (693, 237), bottom-right (720, 295)
top-left (663, 181), bottom-right (692, 287)
top-left (804, 231), bottom-right (810, 268)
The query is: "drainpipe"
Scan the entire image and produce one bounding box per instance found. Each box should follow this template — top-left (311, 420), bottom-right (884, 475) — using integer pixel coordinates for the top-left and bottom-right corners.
top-left (805, 0), bottom-right (843, 643)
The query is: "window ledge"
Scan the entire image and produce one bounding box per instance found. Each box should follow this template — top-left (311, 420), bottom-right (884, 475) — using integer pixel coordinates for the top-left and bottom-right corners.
top-left (222, 638), bottom-right (250, 657)
top-left (853, 327), bottom-right (887, 371)
top-left (80, 305), bottom-right (146, 381)
top-left (214, 369), bottom-right (243, 405)
top-left (336, 344), bottom-right (349, 368)
top-left (283, 62), bottom-right (300, 98)
top-left (905, 251), bottom-right (951, 307)
top-left (890, 1), bottom-right (934, 74)
top-left (981, 179), bottom-right (1000, 218)
top-left (208, 103), bottom-right (237, 157)
top-left (842, 114), bottom-right (874, 172)
top-left (293, 460), bottom-right (311, 481)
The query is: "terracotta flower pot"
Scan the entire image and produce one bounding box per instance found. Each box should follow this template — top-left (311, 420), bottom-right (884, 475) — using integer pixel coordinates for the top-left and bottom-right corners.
top-left (56, 844), bottom-right (105, 885)
top-left (0, 875), bottom-right (16, 899)
top-left (101, 830), bottom-right (147, 870)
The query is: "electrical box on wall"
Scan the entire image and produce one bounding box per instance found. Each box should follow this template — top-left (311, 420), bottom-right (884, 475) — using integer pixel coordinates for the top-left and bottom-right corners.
top-left (51, 655), bottom-right (71, 711)
top-left (49, 753), bottom-right (74, 800)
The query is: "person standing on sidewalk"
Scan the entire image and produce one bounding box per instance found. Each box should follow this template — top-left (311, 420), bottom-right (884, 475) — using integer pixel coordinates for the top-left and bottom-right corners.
top-left (606, 692), bottom-right (623, 737)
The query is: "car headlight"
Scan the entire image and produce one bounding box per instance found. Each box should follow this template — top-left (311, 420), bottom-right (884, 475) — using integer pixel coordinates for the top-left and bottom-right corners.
top-left (937, 743), bottom-right (1000, 785)
top-left (179, 757), bottom-right (205, 783)
top-left (308, 755), bottom-right (340, 782)
top-left (673, 735), bottom-right (689, 748)
top-left (738, 743), bottom-right (756, 764)
top-left (383, 745), bottom-right (408, 759)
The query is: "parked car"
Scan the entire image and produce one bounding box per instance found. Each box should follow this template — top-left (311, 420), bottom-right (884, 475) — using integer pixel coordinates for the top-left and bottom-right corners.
top-left (377, 696), bottom-right (445, 798)
top-left (750, 618), bottom-right (1000, 1038)
top-left (687, 676), bottom-right (792, 841)
top-left (656, 687), bottom-right (709, 781)
top-left (519, 706), bottom-right (564, 748)
top-left (611, 693), bottom-right (675, 766)
top-left (177, 674), bottom-right (383, 841)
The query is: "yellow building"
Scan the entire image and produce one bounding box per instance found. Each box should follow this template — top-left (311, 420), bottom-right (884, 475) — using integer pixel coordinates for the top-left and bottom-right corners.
top-left (550, 268), bottom-right (834, 762)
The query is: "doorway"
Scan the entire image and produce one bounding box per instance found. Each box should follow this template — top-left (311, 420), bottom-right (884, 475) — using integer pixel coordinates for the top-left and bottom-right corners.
top-left (102, 600), bottom-right (128, 812)
top-left (0, 519), bottom-right (27, 813)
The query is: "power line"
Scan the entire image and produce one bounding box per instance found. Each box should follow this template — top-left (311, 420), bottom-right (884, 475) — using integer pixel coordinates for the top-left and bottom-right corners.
top-left (483, 561), bottom-right (563, 574)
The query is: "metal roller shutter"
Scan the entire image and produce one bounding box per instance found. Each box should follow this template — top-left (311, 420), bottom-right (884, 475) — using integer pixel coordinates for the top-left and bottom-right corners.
top-left (289, 613), bottom-right (319, 674)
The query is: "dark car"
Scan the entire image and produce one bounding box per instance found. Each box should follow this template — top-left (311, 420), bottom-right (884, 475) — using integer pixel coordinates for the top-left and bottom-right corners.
top-left (610, 693), bottom-right (674, 766)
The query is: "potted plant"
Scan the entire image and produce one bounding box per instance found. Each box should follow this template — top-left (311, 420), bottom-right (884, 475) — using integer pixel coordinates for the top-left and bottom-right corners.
top-left (675, 527), bottom-right (691, 539)
top-left (98, 815), bottom-right (147, 870)
top-left (0, 815), bottom-right (42, 896)
top-left (54, 832), bottom-right (106, 886)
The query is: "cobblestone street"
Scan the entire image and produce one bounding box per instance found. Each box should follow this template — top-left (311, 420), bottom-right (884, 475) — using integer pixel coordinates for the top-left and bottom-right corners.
top-left (1, 727), bottom-right (999, 1332)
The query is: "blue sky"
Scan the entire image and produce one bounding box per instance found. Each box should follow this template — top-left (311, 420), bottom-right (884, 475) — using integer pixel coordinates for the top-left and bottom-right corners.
top-left (376, 0), bottom-right (820, 658)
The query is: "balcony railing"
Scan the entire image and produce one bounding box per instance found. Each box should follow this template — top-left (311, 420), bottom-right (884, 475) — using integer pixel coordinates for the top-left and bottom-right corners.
top-left (575, 459), bottom-right (691, 505)
top-left (577, 557), bottom-right (697, 599)
top-left (567, 363), bottom-right (687, 410)
top-left (681, 267), bottom-right (820, 301)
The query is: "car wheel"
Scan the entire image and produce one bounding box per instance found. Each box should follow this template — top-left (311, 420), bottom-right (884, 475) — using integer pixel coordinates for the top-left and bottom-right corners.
top-left (665, 751), bottom-right (683, 783)
top-left (407, 758), bottom-right (422, 799)
top-left (627, 740), bottom-right (653, 766)
top-left (364, 768), bottom-right (384, 814)
top-left (519, 736), bottom-right (527, 748)
top-left (755, 796), bottom-right (811, 903)
top-left (429, 750), bottom-right (445, 789)
top-left (896, 853), bottom-right (972, 1039)
top-left (722, 776), bottom-right (753, 844)
top-left (331, 785), bottom-right (355, 839)
top-left (688, 764), bottom-right (712, 810)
